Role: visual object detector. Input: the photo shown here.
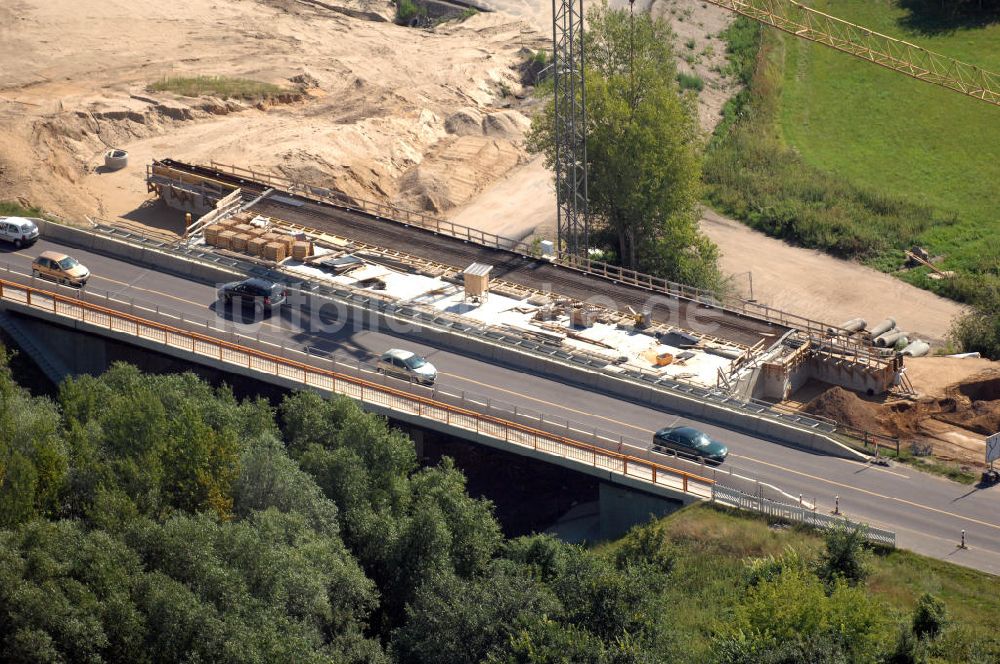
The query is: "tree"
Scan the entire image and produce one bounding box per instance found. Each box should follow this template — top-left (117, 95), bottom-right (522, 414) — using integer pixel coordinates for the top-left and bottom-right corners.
top-left (911, 593), bottom-right (947, 641)
top-left (814, 525), bottom-right (872, 587)
top-left (392, 561), bottom-right (562, 664)
top-left (527, 0), bottom-right (720, 290)
top-left (715, 566), bottom-right (892, 664)
top-left (0, 348), bottom-right (68, 527)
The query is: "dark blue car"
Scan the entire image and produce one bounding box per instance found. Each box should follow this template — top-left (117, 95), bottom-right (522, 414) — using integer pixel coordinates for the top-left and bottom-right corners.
top-left (652, 426), bottom-right (728, 465)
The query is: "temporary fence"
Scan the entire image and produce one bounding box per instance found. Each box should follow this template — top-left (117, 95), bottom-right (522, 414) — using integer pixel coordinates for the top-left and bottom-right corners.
top-left (712, 484), bottom-right (896, 547)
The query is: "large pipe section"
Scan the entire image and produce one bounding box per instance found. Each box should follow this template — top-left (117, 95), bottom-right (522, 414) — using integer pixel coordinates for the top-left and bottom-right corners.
top-left (868, 318), bottom-right (896, 338)
top-left (901, 340), bottom-right (930, 357)
top-left (830, 318), bottom-right (866, 335)
top-left (875, 330), bottom-right (908, 348)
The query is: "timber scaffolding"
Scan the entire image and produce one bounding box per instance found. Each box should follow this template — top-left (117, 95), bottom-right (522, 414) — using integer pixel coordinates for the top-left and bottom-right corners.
top-left (145, 160), bottom-right (898, 386)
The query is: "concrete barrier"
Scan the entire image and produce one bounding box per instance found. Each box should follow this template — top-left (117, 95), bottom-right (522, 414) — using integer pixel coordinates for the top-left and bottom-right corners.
top-left (35, 219), bottom-right (242, 285)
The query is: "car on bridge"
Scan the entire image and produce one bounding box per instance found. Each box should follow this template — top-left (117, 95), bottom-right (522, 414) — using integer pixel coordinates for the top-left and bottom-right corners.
top-left (217, 278), bottom-right (287, 316)
top-left (651, 426), bottom-right (728, 465)
top-left (0, 216), bottom-right (39, 248)
top-left (377, 349), bottom-right (437, 386)
top-left (31, 251), bottom-right (90, 287)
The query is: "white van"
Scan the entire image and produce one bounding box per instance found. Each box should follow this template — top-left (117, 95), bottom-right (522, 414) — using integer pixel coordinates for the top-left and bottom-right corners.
top-left (0, 217), bottom-right (40, 248)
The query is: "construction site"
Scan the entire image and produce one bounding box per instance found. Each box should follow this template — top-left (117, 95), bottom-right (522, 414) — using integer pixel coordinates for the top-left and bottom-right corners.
top-left (1, 0), bottom-right (997, 472)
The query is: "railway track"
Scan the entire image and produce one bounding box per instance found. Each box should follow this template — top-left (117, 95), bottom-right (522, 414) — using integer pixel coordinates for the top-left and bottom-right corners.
top-left (158, 159), bottom-right (787, 347)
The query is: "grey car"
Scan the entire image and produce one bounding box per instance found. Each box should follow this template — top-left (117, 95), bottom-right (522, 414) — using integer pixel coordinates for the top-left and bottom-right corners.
top-left (376, 349), bottom-right (437, 386)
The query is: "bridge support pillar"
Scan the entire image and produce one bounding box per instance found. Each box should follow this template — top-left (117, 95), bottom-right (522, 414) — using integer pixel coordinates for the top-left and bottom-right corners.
top-left (599, 482), bottom-right (684, 541)
top-left (409, 428), bottom-right (425, 461)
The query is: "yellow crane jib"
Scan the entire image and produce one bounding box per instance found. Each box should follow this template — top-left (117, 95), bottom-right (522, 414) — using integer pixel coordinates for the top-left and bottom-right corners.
top-left (704, 0), bottom-right (1000, 106)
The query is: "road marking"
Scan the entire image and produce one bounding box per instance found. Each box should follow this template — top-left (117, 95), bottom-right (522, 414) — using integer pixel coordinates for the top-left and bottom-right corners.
top-left (732, 454), bottom-right (1000, 532)
top-left (441, 371), bottom-right (652, 434)
top-left (91, 274), bottom-right (206, 308)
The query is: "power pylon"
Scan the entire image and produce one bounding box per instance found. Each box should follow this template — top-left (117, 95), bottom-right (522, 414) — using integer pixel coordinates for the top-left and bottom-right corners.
top-left (551, 0), bottom-right (589, 259)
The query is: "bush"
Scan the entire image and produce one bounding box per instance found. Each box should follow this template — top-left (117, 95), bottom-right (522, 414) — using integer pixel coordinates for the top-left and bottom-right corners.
top-left (677, 72), bottom-right (705, 92)
top-left (814, 525), bottom-right (871, 587)
top-left (395, 0), bottom-right (425, 25)
top-left (148, 76), bottom-right (294, 101)
top-left (912, 593), bottom-right (947, 640)
top-left (949, 284), bottom-right (1000, 359)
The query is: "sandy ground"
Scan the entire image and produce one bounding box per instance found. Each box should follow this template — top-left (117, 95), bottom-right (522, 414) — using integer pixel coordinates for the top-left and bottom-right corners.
top-left (0, 0), bottom-right (545, 223)
top-left (701, 209), bottom-right (967, 342)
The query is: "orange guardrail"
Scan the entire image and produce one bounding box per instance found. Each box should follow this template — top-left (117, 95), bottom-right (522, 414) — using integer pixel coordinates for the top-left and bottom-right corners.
top-left (0, 277), bottom-right (715, 499)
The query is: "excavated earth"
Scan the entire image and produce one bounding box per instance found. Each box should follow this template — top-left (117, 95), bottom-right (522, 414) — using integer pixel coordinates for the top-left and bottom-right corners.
top-left (803, 362), bottom-right (1000, 469)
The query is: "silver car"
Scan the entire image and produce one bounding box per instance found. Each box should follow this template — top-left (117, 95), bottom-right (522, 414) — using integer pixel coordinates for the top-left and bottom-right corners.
top-left (376, 349), bottom-right (437, 385)
top-left (0, 216), bottom-right (39, 248)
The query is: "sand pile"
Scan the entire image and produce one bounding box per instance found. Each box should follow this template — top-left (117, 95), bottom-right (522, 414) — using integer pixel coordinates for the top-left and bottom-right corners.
top-left (0, 0), bottom-right (546, 225)
top-left (803, 387), bottom-right (883, 434)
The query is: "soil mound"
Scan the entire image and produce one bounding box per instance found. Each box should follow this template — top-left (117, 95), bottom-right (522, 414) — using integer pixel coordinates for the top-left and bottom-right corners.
top-left (482, 110), bottom-right (529, 138)
top-left (803, 386), bottom-right (882, 434)
top-left (445, 108), bottom-right (484, 136)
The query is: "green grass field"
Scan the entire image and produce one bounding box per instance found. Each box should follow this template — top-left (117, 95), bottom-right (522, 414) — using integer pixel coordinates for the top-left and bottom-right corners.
top-left (148, 75), bottom-right (297, 102)
top-left (602, 503), bottom-right (1000, 661)
top-left (774, 1), bottom-right (1000, 278)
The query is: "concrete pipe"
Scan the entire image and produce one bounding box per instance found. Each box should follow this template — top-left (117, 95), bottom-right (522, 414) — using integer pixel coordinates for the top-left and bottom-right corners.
top-left (104, 149), bottom-right (128, 171)
top-left (830, 318), bottom-right (866, 335)
top-left (875, 329), bottom-right (907, 348)
top-left (868, 317), bottom-right (896, 338)
top-left (901, 340), bottom-right (930, 357)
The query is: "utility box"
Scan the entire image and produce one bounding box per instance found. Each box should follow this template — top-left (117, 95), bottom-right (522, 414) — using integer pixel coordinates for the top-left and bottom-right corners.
top-left (464, 262), bottom-right (492, 301)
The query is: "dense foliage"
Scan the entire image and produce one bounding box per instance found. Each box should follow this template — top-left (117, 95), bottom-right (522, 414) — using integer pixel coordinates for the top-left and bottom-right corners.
top-left (527, 1), bottom-right (722, 291)
top-left (0, 358), bottom-right (996, 661)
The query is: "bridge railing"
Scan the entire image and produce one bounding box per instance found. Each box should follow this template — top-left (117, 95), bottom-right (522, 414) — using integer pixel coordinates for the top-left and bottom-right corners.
top-left (0, 276), bottom-right (714, 500)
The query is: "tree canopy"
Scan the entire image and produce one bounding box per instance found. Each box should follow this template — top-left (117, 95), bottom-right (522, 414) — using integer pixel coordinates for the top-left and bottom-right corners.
top-left (0, 355), bottom-right (992, 661)
top-left (527, 1), bottom-right (721, 291)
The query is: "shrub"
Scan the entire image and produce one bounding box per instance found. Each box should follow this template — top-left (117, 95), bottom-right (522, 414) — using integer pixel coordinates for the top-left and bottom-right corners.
top-left (949, 283), bottom-right (1000, 359)
top-left (814, 525), bottom-right (871, 587)
top-left (148, 76), bottom-right (293, 101)
top-left (395, 0), bottom-right (425, 25)
top-left (912, 593), bottom-right (947, 641)
top-left (677, 72), bottom-right (705, 92)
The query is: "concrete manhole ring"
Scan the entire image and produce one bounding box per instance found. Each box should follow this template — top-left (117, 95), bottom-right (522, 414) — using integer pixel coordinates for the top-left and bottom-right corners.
top-left (104, 149), bottom-right (128, 171)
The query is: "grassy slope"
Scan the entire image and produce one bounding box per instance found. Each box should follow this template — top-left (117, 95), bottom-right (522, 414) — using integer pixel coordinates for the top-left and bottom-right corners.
top-left (602, 503), bottom-right (1000, 661)
top-left (775, 1), bottom-right (1000, 275)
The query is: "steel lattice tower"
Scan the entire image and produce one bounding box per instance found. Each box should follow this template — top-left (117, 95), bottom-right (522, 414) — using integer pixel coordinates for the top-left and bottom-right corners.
top-left (551, 0), bottom-right (588, 259)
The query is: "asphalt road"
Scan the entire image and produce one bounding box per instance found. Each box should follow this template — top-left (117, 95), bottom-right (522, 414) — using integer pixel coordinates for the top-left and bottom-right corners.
top-left (3, 238), bottom-right (1000, 575)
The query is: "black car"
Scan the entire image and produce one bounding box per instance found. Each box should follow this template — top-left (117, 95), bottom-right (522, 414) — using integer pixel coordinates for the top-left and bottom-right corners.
top-left (651, 426), bottom-right (728, 465)
top-left (218, 278), bottom-right (287, 314)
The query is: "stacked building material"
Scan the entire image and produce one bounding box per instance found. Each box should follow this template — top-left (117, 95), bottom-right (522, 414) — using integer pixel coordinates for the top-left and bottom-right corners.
top-left (248, 236), bottom-right (268, 256)
top-left (231, 233), bottom-right (251, 253)
top-left (204, 224), bottom-right (221, 246)
top-left (216, 230), bottom-right (236, 250)
top-left (263, 242), bottom-right (287, 262)
top-left (291, 241), bottom-right (314, 261)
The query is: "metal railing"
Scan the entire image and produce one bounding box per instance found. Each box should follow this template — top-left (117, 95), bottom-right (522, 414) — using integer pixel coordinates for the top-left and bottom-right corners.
top-left (712, 484), bottom-right (896, 547)
top-left (0, 276), bottom-right (714, 500)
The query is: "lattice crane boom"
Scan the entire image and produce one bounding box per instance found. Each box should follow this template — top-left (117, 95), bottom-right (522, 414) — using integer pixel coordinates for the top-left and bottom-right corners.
top-left (704, 0), bottom-right (1000, 106)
